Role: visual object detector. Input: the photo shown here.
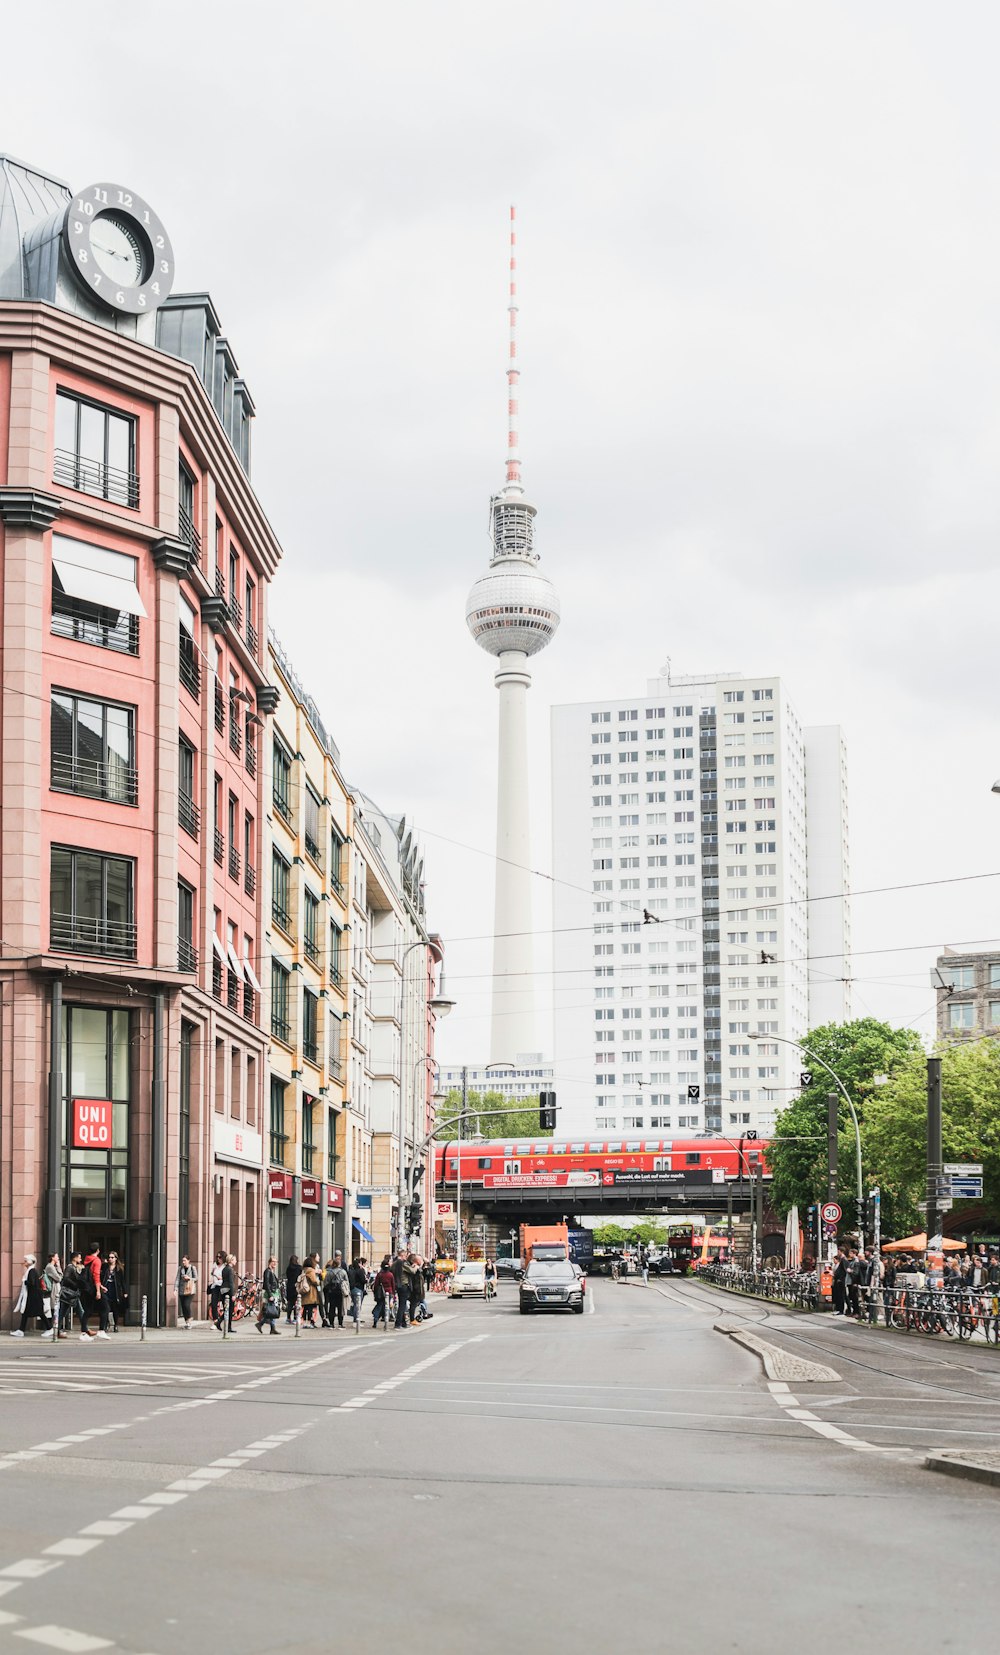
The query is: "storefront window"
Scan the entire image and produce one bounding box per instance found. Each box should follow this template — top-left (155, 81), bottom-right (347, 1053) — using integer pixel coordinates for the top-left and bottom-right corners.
top-left (62, 1005), bottom-right (132, 1221)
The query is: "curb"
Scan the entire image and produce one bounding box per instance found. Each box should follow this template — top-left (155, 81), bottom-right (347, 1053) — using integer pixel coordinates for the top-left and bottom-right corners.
top-left (715, 1320), bottom-right (840, 1383)
top-left (925, 1454), bottom-right (1000, 1490)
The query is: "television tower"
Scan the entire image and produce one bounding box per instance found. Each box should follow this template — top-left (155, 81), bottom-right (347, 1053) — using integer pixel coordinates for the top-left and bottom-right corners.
top-left (466, 206), bottom-right (560, 1062)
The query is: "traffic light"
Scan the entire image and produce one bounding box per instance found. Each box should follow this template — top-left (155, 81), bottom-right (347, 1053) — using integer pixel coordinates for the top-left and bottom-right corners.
top-left (539, 1090), bottom-right (557, 1132)
top-left (407, 1199), bottom-right (423, 1233)
top-left (806, 1204), bottom-right (819, 1242)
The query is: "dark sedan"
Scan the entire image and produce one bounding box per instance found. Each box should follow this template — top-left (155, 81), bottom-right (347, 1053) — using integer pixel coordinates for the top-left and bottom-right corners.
top-left (519, 1260), bottom-right (585, 1314)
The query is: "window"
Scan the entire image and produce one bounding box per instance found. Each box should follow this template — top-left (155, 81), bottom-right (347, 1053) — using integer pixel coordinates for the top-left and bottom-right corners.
top-left (303, 990), bottom-right (319, 1064)
top-left (990, 965), bottom-right (1000, 988)
top-left (943, 965), bottom-right (976, 990)
top-left (54, 390), bottom-right (138, 508)
top-left (304, 889), bottom-right (320, 963)
top-left (723, 691), bottom-right (744, 703)
top-left (752, 688), bottom-right (773, 701)
top-left (50, 845), bottom-right (135, 959)
top-left (178, 737), bottom-right (198, 837)
top-left (271, 960), bottom-right (291, 1044)
top-left (178, 881), bottom-right (196, 972)
top-left (244, 812), bottom-right (255, 896)
top-left (592, 711), bottom-right (611, 723)
top-left (302, 786), bottom-right (322, 866)
top-left (269, 1077), bottom-right (288, 1166)
top-left (273, 740), bottom-right (293, 824)
top-left (228, 792), bottom-right (239, 880)
top-left (244, 575), bottom-right (257, 652)
top-left (947, 1003), bottom-right (975, 1030)
top-left (50, 691), bottom-right (136, 806)
top-left (331, 829), bottom-right (346, 894)
top-left (989, 1002), bottom-right (1000, 1026)
top-left (272, 851), bottom-right (292, 933)
top-left (51, 535), bottom-right (144, 655)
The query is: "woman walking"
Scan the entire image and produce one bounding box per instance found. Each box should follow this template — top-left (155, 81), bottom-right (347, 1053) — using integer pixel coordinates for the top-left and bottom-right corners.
top-left (174, 1256), bottom-right (198, 1327)
top-left (208, 1252), bottom-right (225, 1328)
top-left (40, 1254), bottom-right (63, 1341)
top-left (10, 1255), bottom-right (48, 1338)
top-left (299, 1255), bottom-right (321, 1327)
top-left (372, 1256), bottom-right (396, 1330)
top-left (284, 1254), bottom-right (302, 1325)
top-left (256, 1257), bottom-right (282, 1334)
top-left (103, 1251), bottom-right (128, 1331)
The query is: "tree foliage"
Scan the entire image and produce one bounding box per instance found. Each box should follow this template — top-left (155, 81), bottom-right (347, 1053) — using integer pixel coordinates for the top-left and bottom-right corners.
top-left (592, 1221), bottom-right (669, 1247)
top-left (764, 1019), bottom-right (923, 1217)
top-left (433, 1089), bottom-right (548, 1140)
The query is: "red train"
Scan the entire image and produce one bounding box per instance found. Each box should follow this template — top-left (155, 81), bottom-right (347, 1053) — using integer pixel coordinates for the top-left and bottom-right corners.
top-left (433, 1135), bottom-right (771, 1193)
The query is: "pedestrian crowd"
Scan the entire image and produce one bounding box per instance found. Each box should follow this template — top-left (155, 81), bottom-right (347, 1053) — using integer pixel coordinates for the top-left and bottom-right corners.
top-left (830, 1244), bottom-right (1000, 1316)
top-left (10, 1246), bottom-right (128, 1340)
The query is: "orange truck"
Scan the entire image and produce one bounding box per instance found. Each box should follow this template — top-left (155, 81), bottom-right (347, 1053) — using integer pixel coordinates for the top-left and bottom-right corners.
top-left (520, 1223), bottom-right (570, 1266)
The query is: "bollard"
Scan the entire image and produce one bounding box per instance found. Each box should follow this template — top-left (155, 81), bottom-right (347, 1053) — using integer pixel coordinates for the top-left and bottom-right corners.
top-left (294, 1295), bottom-right (300, 1339)
top-left (222, 1292), bottom-right (229, 1340)
top-left (140, 1294), bottom-right (147, 1343)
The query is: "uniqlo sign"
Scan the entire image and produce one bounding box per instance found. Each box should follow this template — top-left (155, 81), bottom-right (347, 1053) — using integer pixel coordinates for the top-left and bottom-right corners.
top-left (73, 1099), bottom-right (112, 1149)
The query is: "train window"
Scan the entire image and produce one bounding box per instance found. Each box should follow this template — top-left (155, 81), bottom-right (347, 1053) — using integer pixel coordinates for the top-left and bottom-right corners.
top-left (477, 1158), bottom-right (492, 1170)
top-left (606, 1142), bottom-right (623, 1152)
top-left (552, 1144), bottom-right (567, 1155)
top-left (447, 1160), bottom-right (458, 1171)
top-left (569, 1143), bottom-right (586, 1154)
top-left (654, 1156), bottom-right (672, 1172)
top-left (625, 1141), bottom-right (643, 1153)
top-left (685, 1152), bottom-right (701, 1166)
top-left (504, 1160), bottom-right (521, 1175)
top-left (516, 1143), bottom-right (532, 1156)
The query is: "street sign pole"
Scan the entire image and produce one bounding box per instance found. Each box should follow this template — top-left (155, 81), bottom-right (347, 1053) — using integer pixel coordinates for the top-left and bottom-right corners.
top-left (925, 1056), bottom-right (942, 1260)
top-left (870, 1186), bottom-right (881, 1320)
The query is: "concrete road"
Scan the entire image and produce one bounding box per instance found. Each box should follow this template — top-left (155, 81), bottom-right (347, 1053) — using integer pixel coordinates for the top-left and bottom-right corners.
top-left (1, 1280), bottom-right (999, 1655)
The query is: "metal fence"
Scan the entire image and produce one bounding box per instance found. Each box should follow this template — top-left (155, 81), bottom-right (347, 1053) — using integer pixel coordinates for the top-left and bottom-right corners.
top-left (860, 1284), bottom-right (1000, 1343)
top-left (700, 1262), bottom-right (820, 1310)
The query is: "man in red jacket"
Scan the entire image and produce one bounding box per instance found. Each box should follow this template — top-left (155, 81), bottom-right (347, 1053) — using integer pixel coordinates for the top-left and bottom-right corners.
top-left (79, 1247), bottom-right (111, 1341)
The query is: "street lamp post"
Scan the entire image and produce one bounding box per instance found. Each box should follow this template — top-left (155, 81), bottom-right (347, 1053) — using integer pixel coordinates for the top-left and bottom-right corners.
top-left (752, 1031), bottom-right (864, 1251)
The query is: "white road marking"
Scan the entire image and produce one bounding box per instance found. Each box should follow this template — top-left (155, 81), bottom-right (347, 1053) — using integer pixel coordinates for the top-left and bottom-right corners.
top-left (0, 1564), bottom-right (62, 1581)
top-left (14, 1625), bottom-right (112, 1650)
top-left (41, 1544), bottom-right (101, 1560)
top-left (77, 1524), bottom-right (129, 1539)
top-left (108, 1507), bottom-right (158, 1522)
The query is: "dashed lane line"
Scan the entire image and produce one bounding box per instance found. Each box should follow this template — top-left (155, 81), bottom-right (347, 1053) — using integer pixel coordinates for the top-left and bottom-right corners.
top-left (766, 1380), bottom-right (910, 1456)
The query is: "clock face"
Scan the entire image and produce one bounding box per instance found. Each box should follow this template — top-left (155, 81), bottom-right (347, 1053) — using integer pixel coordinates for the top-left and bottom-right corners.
top-left (63, 182), bottom-right (175, 316)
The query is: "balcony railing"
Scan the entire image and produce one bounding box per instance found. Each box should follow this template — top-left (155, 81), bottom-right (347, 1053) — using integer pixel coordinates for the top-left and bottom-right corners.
top-left (329, 1057), bottom-right (343, 1082)
top-left (53, 448), bottom-right (139, 509)
top-left (214, 684), bottom-right (225, 734)
top-left (304, 832), bottom-right (322, 867)
top-left (178, 503), bottom-right (201, 554)
top-left (271, 1013), bottom-right (291, 1045)
top-left (330, 872), bottom-right (345, 899)
top-left (245, 865), bottom-right (256, 899)
top-left (246, 619), bottom-right (258, 656)
top-left (180, 647), bottom-right (200, 701)
top-left (273, 789), bottom-right (293, 826)
top-left (304, 935), bottom-right (319, 964)
top-left (214, 827), bottom-right (224, 866)
top-left (50, 754), bottom-right (138, 807)
top-left (178, 938), bottom-right (198, 973)
top-left (330, 965), bottom-right (343, 988)
top-left (229, 715), bottom-right (241, 757)
top-left (178, 791), bottom-right (200, 839)
top-left (52, 600), bottom-right (139, 657)
top-left (50, 912), bottom-right (136, 960)
top-left (272, 900), bottom-right (292, 935)
top-left (229, 846), bottom-right (241, 882)
top-left (245, 736), bottom-right (256, 778)
top-left (212, 957), bottom-right (223, 1000)
top-left (303, 1038), bottom-right (319, 1065)
top-left (242, 983), bottom-right (256, 1023)
top-left (227, 970), bottom-right (240, 1013)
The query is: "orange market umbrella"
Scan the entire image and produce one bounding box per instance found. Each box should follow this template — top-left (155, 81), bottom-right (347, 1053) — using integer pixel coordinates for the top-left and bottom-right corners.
top-left (882, 1233), bottom-right (967, 1253)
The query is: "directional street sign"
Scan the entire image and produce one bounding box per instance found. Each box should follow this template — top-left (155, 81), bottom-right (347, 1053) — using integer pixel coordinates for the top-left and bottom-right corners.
top-left (821, 1201), bottom-right (842, 1224)
top-left (950, 1178), bottom-right (984, 1201)
top-left (944, 1163), bottom-right (983, 1177)
top-left (357, 1185), bottom-right (394, 1197)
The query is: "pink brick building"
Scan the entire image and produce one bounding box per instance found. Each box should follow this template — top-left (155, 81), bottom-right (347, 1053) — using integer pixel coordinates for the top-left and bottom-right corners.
top-left (0, 157), bottom-right (282, 1325)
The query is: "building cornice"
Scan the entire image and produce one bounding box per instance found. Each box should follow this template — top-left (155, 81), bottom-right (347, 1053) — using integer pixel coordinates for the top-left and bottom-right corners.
top-left (0, 486), bottom-right (61, 530)
top-left (0, 302), bottom-right (283, 580)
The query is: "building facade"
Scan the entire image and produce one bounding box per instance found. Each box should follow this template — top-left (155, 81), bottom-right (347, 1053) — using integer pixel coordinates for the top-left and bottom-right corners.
top-left (438, 1054), bottom-right (554, 1108)
top-left (0, 156), bottom-right (279, 1323)
top-left (551, 666), bottom-right (851, 1140)
top-left (935, 949), bottom-right (1000, 1041)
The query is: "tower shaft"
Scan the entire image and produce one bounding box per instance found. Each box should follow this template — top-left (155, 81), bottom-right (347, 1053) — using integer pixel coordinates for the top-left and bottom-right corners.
top-left (491, 652), bottom-right (534, 1062)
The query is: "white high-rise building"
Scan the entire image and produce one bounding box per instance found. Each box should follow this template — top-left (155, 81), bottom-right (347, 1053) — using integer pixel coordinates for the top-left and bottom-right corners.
top-left (551, 666), bottom-right (851, 1140)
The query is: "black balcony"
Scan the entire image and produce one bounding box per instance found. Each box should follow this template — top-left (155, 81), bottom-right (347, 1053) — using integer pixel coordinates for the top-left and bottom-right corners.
top-left (304, 832), bottom-right (322, 867)
top-left (50, 912), bottom-right (136, 960)
top-left (180, 647), bottom-right (200, 701)
top-left (272, 1014), bottom-right (291, 1045)
top-left (214, 684), bottom-right (225, 734)
top-left (304, 936), bottom-right (319, 965)
top-left (330, 873), bottom-right (345, 899)
top-left (272, 900), bottom-right (292, 935)
top-left (242, 983), bottom-right (256, 1023)
top-left (229, 845), bottom-right (240, 882)
top-left (227, 970), bottom-right (240, 1012)
top-left (329, 1057), bottom-right (343, 1082)
top-left (179, 792), bottom-right (200, 839)
top-left (178, 503), bottom-right (201, 555)
top-left (245, 865), bottom-right (257, 899)
top-left (52, 599), bottom-right (138, 657)
top-left (330, 965), bottom-right (342, 988)
top-left (303, 1039), bottom-right (318, 1065)
top-left (273, 789), bottom-right (293, 826)
top-left (212, 957), bottom-right (223, 1000)
top-left (50, 754), bottom-right (138, 807)
top-left (53, 448), bottom-right (139, 510)
top-left (178, 938), bottom-right (198, 973)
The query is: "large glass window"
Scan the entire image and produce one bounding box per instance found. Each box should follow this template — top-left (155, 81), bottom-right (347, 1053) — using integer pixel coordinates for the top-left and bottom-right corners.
top-left (179, 595), bottom-right (200, 699)
top-left (271, 961), bottom-right (291, 1044)
top-left (272, 851), bottom-right (291, 933)
top-left (51, 691), bottom-right (136, 805)
top-left (329, 921), bottom-right (343, 984)
top-left (302, 1097), bottom-right (316, 1173)
top-left (178, 1021), bottom-right (194, 1257)
top-left (63, 1005), bottom-right (131, 1221)
top-left (273, 740), bottom-right (292, 823)
top-left (178, 882), bottom-right (196, 973)
top-left (50, 846), bottom-right (135, 959)
top-left (51, 536), bottom-right (144, 656)
top-left (178, 463), bottom-right (199, 552)
top-left (269, 1077), bottom-right (288, 1166)
top-left (178, 738), bottom-right (199, 838)
top-left (303, 889), bottom-right (320, 963)
top-left (302, 989), bottom-right (319, 1064)
top-left (330, 829), bottom-right (345, 895)
top-left (304, 786), bottom-right (322, 867)
top-left (54, 390), bottom-right (138, 508)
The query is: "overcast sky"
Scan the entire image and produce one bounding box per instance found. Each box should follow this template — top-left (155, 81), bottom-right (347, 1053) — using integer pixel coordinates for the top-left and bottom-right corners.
top-left (9, 3), bottom-right (1000, 1066)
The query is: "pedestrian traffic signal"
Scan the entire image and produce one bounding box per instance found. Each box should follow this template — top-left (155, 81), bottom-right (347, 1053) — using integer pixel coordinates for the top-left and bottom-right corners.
top-left (539, 1090), bottom-right (557, 1132)
top-left (408, 1199), bottom-right (423, 1233)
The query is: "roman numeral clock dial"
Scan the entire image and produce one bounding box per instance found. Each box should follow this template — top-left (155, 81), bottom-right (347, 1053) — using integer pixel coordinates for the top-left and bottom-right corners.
top-left (63, 182), bottom-right (175, 315)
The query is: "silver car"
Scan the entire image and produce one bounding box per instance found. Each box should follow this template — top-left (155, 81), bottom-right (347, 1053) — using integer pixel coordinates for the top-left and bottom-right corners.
top-left (448, 1262), bottom-right (487, 1298)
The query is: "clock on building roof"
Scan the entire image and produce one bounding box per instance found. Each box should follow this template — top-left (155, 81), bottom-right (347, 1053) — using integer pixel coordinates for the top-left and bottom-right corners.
top-left (64, 181), bottom-right (174, 315)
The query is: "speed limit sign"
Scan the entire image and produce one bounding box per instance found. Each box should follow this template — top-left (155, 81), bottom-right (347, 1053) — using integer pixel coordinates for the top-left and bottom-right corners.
top-left (821, 1201), bottom-right (842, 1224)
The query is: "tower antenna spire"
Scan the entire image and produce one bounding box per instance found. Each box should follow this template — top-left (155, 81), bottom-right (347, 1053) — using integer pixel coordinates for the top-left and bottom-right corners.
top-left (505, 203), bottom-right (521, 494)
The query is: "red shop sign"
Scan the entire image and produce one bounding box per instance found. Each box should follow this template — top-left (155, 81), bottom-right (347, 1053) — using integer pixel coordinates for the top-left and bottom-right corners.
top-left (73, 1099), bottom-right (112, 1150)
top-left (268, 1171), bottom-right (293, 1203)
top-left (300, 1178), bottom-right (321, 1207)
top-left (327, 1185), bottom-right (345, 1210)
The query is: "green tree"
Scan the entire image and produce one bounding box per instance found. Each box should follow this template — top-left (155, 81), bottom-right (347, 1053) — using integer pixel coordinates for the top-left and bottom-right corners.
top-left (592, 1223), bottom-right (628, 1247)
top-left (764, 1018), bottom-right (923, 1217)
top-left (626, 1221), bottom-right (669, 1247)
top-left (864, 1040), bottom-right (1000, 1230)
top-left (433, 1089), bottom-right (548, 1140)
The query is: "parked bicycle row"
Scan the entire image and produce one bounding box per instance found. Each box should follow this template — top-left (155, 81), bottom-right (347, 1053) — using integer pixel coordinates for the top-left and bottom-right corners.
top-left (700, 1263), bottom-right (821, 1309)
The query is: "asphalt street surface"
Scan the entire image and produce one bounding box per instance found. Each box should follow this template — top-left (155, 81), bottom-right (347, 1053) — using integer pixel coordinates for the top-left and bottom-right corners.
top-left (1, 1279), bottom-right (1000, 1654)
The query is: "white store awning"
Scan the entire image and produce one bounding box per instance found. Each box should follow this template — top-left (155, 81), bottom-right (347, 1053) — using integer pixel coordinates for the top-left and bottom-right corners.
top-left (52, 535), bottom-right (146, 617)
top-left (243, 958), bottom-right (262, 993)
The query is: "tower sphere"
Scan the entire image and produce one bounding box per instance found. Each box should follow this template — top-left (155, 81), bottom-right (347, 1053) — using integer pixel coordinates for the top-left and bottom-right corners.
top-left (466, 555), bottom-right (561, 659)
